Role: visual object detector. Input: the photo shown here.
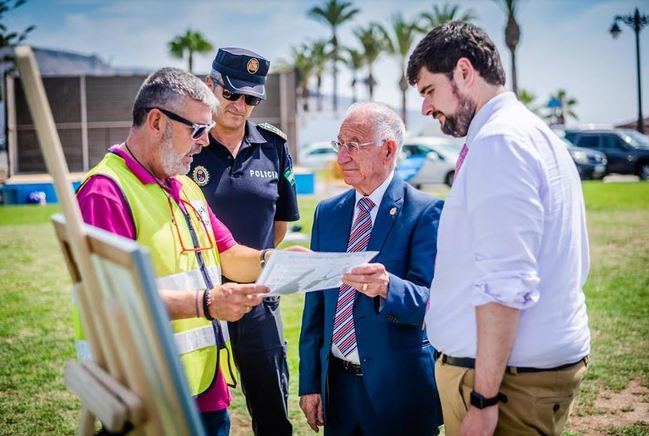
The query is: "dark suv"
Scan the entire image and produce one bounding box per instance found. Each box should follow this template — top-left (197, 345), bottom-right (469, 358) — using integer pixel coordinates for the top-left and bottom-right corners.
top-left (564, 128), bottom-right (649, 179)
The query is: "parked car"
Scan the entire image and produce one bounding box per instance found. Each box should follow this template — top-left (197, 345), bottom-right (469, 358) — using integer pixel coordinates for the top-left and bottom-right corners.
top-left (561, 138), bottom-right (607, 180)
top-left (398, 137), bottom-right (459, 188)
top-left (298, 141), bottom-right (337, 169)
top-left (564, 128), bottom-right (649, 179)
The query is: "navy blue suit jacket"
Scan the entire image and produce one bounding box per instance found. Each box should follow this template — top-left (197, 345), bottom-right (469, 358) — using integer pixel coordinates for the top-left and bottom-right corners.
top-left (299, 176), bottom-right (443, 434)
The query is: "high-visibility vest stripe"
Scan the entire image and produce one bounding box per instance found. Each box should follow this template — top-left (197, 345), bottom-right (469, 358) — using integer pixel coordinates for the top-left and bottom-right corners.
top-left (175, 325), bottom-right (217, 355)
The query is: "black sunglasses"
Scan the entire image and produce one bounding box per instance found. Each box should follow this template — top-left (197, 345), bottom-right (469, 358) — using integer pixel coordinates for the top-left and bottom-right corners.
top-left (212, 78), bottom-right (262, 106)
top-left (147, 107), bottom-right (215, 140)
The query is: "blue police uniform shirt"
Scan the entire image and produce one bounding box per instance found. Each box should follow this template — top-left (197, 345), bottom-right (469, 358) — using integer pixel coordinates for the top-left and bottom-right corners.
top-left (190, 120), bottom-right (300, 252)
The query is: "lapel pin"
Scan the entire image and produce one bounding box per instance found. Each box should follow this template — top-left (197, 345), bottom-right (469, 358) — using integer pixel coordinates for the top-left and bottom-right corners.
top-left (389, 207), bottom-right (397, 216)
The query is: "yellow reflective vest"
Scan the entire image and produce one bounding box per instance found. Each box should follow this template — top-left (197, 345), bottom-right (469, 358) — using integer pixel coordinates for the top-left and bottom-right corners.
top-left (74, 151), bottom-right (227, 396)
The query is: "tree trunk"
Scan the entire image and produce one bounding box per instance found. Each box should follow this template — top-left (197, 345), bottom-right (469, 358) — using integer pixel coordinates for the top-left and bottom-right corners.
top-left (399, 73), bottom-right (408, 129)
top-left (188, 51), bottom-right (194, 74)
top-left (505, 14), bottom-right (520, 97)
top-left (302, 85), bottom-right (309, 112)
top-left (332, 34), bottom-right (339, 113)
top-left (351, 75), bottom-right (357, 104)
top-left (368, 67), bottom-right (375, 101)
top-left (317, 75), bottom-right (323, 112)
top-left (510, 48), bottom-right (518, 96)
top-left (401, 90), bottom-right (407, 129)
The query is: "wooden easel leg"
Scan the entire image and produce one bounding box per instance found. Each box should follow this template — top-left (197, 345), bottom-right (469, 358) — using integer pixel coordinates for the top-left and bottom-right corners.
top-left (78, 407), bottom-right (95, 436)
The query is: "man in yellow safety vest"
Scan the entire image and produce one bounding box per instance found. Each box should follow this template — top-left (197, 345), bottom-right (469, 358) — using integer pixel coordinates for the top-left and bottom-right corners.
top-left (76, 67), bottom-right (276, 435)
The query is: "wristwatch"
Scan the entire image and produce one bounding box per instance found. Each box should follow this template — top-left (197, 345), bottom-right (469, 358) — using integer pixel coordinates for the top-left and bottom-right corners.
top-left (470, 390), bottom-right (507, 409)
top-left (259, 249), bottom-right (272, 268)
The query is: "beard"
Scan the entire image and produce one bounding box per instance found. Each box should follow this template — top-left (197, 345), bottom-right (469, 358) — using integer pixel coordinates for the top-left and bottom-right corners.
top-left (436, 82), bottom-right (477, 138)
top-left (159, 123), bottom-right (198, 176)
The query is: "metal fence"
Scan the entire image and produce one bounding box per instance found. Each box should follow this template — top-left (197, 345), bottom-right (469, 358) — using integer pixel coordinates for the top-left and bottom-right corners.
top-left (5, 71), bottom-right (297, 175)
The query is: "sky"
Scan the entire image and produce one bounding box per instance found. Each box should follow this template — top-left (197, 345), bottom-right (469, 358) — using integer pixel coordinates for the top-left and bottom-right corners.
top-left (7, 0), bottom-right (649, 129)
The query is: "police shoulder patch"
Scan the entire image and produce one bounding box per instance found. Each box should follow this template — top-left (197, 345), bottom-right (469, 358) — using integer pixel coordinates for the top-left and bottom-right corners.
top-left (258, 122), bottom-right (287, 141)
top-left (191, 165), bottom-right (210, 187)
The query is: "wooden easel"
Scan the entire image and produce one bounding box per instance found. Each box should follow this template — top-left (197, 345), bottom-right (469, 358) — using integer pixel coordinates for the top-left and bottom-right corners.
top-left (14, 46), bottom-right (205, 435)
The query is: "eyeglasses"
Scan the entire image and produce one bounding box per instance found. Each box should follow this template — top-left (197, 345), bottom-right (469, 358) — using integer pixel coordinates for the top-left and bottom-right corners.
top-left (212, 77), bottom-right (262, 106)
top-left (165, 195), bottom-right (215, 253)
top-left (147, 107), bottom-right (215, 140)
top-left (331, 139), bottom-right (385, 154)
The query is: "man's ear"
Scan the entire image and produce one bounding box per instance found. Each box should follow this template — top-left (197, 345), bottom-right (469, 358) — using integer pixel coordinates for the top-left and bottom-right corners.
top-left (455, 57), bottom-right (475, 87)
top-left (385, 139), bottom-right (398, 162)
top-left (146, 108), bottom-right (165, 138)
top-left (205, 75), bottom-right (214, 88)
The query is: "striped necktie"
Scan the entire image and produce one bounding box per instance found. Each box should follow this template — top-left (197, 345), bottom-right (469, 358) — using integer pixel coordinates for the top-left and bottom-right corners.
top-left (455, 143), bottom-right (468, 174)
top-left (332, 197), bottom-right (375, 358)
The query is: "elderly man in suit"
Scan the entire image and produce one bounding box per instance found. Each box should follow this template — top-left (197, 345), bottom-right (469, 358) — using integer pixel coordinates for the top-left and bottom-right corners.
top-left (298, 102), bottom-right (444, 435)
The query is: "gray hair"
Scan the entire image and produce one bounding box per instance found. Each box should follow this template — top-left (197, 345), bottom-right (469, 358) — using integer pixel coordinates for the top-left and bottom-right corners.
top-left (345, 101), bottom-right (405, 150)
top-left (132, 67), bottom-right (218, 127)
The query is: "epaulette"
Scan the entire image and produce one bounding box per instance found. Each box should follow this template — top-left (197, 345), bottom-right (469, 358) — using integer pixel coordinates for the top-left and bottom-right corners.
top-left (257, 122), bottom-right (287, 141)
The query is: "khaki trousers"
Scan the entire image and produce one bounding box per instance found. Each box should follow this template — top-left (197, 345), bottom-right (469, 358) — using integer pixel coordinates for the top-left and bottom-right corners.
top-left (435, 358), bottom-right (587, 435)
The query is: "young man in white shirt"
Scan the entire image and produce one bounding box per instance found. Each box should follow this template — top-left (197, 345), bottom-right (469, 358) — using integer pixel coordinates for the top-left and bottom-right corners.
top-left (407, 21), bottom-right (590, 436)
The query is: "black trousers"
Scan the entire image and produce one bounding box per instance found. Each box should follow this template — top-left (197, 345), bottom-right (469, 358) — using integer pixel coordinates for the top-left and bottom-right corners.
top-left (228, 296), bottom-right (292, 436)
top-left (325, 359), bottom-right (380, 436)
top-left (325, 357), bottom-right (440, 436)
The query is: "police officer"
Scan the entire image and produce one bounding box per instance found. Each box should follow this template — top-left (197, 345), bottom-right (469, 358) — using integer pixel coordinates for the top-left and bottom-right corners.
top-left (190, 47), bottom-right (299, 436)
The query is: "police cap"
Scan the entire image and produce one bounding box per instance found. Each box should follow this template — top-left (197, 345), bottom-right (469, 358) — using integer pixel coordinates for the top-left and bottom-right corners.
top-left (210, 47), bottom-right (270, 100)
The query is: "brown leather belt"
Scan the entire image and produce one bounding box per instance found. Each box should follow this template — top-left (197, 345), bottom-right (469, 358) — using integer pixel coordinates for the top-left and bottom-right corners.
top-left (330, 355), bottom-right (363, 376)
top-left (436, 352), bottom-right (588, 374)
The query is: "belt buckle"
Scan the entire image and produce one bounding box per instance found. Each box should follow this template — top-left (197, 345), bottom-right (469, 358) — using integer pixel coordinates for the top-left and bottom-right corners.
top-left (340, 358), bottom-right (362, 376)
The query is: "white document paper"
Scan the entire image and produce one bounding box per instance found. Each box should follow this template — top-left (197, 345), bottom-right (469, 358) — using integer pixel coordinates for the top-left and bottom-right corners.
top-left (257, 251), bottom-right (379, 296)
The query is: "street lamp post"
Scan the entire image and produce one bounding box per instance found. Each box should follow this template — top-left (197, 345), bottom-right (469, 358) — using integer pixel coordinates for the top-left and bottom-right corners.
top-left (610, 8), bottom-right (648, 133)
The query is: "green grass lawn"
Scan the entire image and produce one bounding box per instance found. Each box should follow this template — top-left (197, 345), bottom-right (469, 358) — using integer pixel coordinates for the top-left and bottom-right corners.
top-left (0, 181), bottom-right (647, 435)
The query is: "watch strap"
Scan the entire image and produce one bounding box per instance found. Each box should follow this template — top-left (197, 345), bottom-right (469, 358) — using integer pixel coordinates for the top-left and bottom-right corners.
top-left (470, 390), bottom-right (508, 409)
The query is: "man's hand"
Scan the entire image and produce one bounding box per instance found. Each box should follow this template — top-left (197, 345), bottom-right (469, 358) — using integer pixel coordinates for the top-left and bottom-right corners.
top-left (342, 263), bottom-right (389, 298)
top-left (460, 405), bottom-right (498, 436)
top-left (299, 393), bottom-right (324, 432)
top-left (209, 283), bottom-right (268, 321)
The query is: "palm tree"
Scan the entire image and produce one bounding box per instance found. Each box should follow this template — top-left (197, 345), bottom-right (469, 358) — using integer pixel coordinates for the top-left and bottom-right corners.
top-left (309, 40), bottom-right (331, 112)
top-left (341, 47), bottom-right (364, 104)
top-left (308, 0), bottom-right (360, 112)
top-left (494, 0), bottom-right (520, 96)
top-left (518, 88), bottom-right (541, 115)
top-left (168, 29), bottom-right (213, 74)
top-left (354, 23), bottom-right (386, 101)
top-left (0, 0), bottom-right (35, 95)
top-left (545, 89), bottom-right (578, 125)
top-left (378, 14), bottom-right (419, 127)
top-left (290, 44), bottom-right (315, 112)
top-left (419, 3), bottom-right (477, 30)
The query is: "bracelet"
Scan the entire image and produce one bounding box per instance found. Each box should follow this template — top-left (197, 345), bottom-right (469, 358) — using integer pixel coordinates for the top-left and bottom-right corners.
top-left (203, 288), bottom-right (215, 321)
top-left (260, 249), bottom-right (272, 269)
top-left (195, 289), bottom-right (201, 318)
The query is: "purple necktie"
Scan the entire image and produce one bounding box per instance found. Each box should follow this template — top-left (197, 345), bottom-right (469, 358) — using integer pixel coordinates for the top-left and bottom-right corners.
top-left (332, 197), bottom-right (375, 357)
top-left (455, 143), bottom-right (468, 174)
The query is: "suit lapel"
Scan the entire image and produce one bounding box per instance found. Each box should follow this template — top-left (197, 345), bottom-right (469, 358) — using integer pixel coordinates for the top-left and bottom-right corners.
top-left (367, 176), bottom-right (404, 253)
top-left (352, 177), bottom-right (404, 303)
top-left (334, 190), bottom-right (356, 252)
top-left (326, 190), bottom-right (356, 308)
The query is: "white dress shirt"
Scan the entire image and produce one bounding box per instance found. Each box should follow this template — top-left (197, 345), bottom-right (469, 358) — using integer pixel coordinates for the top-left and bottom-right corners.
top-left (331, 171), bottom-right (394, 364)
top-left (425, 92), bottom-right (591, 368)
